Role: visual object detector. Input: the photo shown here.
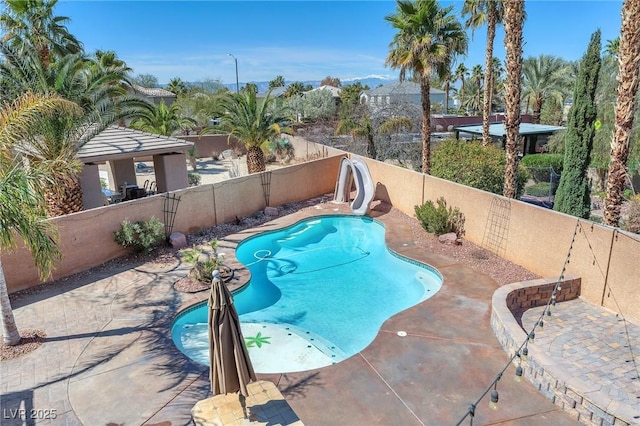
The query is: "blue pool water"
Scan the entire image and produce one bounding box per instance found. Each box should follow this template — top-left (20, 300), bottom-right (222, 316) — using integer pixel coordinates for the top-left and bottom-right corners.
top-left (172, 215), bottom-right (442, 373)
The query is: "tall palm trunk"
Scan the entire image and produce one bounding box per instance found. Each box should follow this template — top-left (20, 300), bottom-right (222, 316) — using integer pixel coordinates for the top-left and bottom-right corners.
top-left (420, 74), bottom-right (432, 174)
top-left (460, 76), bottom-right (466, 112)
top-left (503, 0), bottom-right (525, 198)
top-left (482, 6), bottom-right (497, 146)
top-left (45, 177), bottom-right (84, 217)
top-left (246, 145), bottom-right (266, 174)
top-left (604, 0), bottom-right (640, 226)
top-left (532, 97), bottom-right (544, 124)
top-left (0, 258), bottom-right (20, 345)
top-left (444, 79), bottom-right (450, 114)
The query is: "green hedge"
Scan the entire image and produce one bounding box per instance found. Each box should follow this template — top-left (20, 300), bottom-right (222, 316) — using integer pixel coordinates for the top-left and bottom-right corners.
top-left (432, 139), bottom-right (529, 197)
top-left (520, 154), bottom-right (564, 173)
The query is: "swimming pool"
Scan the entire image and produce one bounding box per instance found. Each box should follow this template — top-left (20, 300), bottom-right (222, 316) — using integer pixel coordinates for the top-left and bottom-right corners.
top-left (172, 215), bottom-right (442, 373)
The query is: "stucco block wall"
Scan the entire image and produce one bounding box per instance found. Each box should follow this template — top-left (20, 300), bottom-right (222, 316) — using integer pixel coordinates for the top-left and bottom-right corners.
top-left (359, 157), bottom-right (639, 325)
top-left (363, 159), bottom-right (425, 214)
top-left (289, 136), bottom-right (344, 159)
top-left (180, 135), bottom-right (244, 158)
top-left (2, 155), bottom-right (340, 293)
top-left (2, 138), bottom-right (637, 325)
top-left (269, 157), bottom-right (343, 206)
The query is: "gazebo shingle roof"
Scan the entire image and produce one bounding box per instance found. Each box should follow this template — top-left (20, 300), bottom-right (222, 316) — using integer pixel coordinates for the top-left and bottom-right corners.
top-left (77, 126), bottom-right (193, 163)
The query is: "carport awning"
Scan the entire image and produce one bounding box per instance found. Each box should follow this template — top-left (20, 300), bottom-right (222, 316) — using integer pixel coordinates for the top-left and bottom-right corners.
top-left (453, 123), bottom-right (565, 138)
top-left (77, 126), bottom-right (193, 163)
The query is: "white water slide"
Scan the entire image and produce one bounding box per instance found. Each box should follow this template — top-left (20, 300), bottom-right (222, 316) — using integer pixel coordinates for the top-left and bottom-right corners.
top-left (333, 156), bottom-right (375, 215)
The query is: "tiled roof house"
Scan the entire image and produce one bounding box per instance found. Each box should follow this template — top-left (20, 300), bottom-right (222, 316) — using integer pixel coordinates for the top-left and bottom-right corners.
top-left (130, 84), bottom-right (177, 106)
top-left (359, 81), bottom-right (447, 112)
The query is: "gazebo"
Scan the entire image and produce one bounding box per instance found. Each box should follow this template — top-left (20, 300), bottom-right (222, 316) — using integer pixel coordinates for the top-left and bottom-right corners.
top-left (77, 126), bottom-right (194, 209)
top-left (453, 123), bottom-right (566, 155)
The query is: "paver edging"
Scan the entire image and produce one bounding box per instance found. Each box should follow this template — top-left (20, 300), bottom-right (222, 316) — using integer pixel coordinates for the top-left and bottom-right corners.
top-left (491, 277), bottom-right (636, 426)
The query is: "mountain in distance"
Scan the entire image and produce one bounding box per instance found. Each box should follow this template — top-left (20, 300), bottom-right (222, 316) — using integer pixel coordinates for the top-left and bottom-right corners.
top-left (218, 74), bottom-right (397, 93)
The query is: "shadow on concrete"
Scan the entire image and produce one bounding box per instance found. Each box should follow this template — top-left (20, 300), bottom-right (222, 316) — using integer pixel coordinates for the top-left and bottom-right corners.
top-left (0, 389), bottom-right (35, 426)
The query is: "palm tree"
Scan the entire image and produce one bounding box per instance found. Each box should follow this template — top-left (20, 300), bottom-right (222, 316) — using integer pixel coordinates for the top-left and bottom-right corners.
top-left (131, 100), bottom-right (196, 136)
top-left (1, 44), bottom-right (150, 216)
top-left (605, 36), bottom-right (620, 58)
top-left (604, 0), bottom-right (640, 226)
top-left (470, 64), bottom-right (484, 114)
top-left (1, 92), bottom-right (79, 345)
top-left (386, 0), bottom-right (467, 174)
top-left (166, 77), bottom-right (188, 96)
top-left (460, 79), bottom-right (483, 114)
top-left (94, 49), bottom-right (131, 75)
top-left (284, 82), bottom-right (305, 98)
top-left (0, 0), bottom-right (82, 67)
top-left (438, 34), bottom-right (469, 114)
top-left (202, 88), bottom-right (293, 174)
top-left (490, 56), bottom-right (505, 110)
top-left (521, 55), bottom-right (569, 124)
top-left (269, 75), bottom-right (286, 89)
top-left (454, 63), bottom-right (469, 112)
top-left (336, 116), bottom-right (376, 159)
top-left (502, 0), bottom-right (525, 198)
top-left (462, 0), bottom-right (505, 146)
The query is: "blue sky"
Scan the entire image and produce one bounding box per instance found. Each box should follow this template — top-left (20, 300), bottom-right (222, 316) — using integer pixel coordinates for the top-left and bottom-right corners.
top-left (57, 1), bottom-right (624, 85)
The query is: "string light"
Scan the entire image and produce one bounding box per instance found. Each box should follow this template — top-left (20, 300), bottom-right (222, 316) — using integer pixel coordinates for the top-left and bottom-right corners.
top-left (515, 365), bottom-right (523, 383)
top-left (455, 220), bottom-right (581, 426)
top-left (489, 386), bottom-right (499, 410)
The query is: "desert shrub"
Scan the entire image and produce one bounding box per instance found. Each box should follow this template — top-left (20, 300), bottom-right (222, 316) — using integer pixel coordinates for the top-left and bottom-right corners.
top-left (431, 139), bottom-right (529, 197)
top-left (266, 137), bottom-right (295, 163)
top-left (187, 145), bottom-right (198, 171)
top-left (180, 239), bottom-right (222, 282)
top-left (525, 182), bottom-right (553, 197)
top-left (624, 194), bottom-right (640, 234)
top-left (114, 217), bottom-right (164, 253)
top-left (415, 197), bottom-right (465, 237)
top-left (188, 172), bottom-right (201, 186)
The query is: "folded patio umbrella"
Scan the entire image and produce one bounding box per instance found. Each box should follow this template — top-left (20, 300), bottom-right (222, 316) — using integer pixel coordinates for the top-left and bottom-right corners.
top-left (208, 271), bottom-right (256, 407)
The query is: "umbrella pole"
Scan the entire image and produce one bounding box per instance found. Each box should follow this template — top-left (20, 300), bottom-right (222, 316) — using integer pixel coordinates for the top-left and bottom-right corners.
top-left (239, 393), bottom-right (248, 418)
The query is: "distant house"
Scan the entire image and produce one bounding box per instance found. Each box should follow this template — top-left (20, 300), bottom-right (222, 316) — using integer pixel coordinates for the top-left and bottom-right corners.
top-left (304, 85), bottom-right (341, 99)
top-left (304, 85), bottom-right (342, 111)
top-left (130, 84), bottom-right (177, 106)
top-left (360, 81), bottom-right (449, 112)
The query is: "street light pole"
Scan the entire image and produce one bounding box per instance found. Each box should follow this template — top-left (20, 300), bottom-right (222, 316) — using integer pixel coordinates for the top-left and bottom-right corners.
top-left (228, 53), bottom-right (239, 93)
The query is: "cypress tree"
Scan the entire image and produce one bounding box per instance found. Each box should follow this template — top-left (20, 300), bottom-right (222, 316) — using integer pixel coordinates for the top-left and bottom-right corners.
top-left (554, 30), bottom-right (601, 218)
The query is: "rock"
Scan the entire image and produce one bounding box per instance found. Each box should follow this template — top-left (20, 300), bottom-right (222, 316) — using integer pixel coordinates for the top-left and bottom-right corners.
top-left (264, 206), bottom-right (279, 216)
top-left (221, 149), bottom-right (235, 160)
top-left (169, 232), bottom-right (188, 249)
top-left (438, 232), bottom-right (458, 245)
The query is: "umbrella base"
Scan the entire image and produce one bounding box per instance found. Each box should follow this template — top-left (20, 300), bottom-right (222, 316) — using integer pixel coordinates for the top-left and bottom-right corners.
top-left (192, 380), bottom-right (304, 425)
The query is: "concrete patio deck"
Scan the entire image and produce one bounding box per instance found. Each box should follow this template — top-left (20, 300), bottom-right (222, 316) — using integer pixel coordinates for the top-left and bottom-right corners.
top-left (1, 197), bottom-right (633, 425)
